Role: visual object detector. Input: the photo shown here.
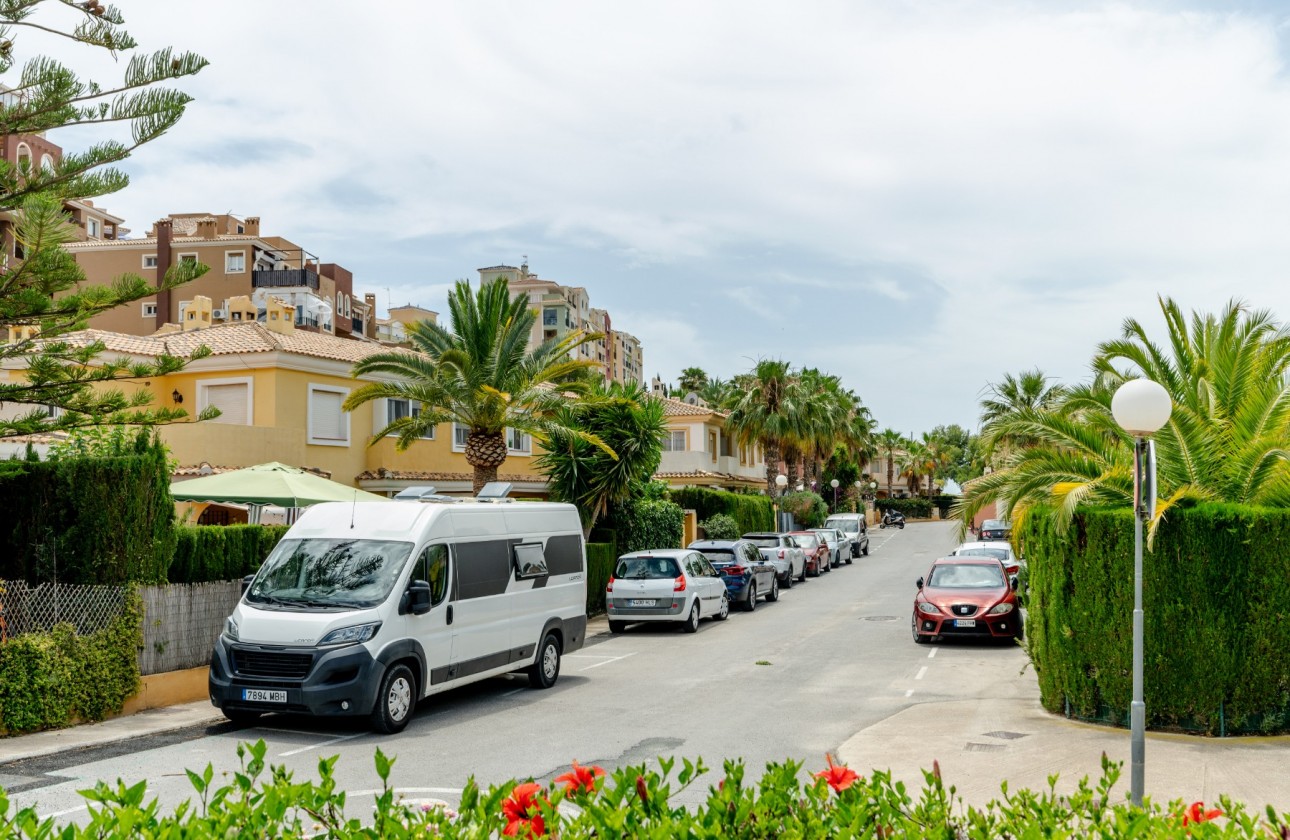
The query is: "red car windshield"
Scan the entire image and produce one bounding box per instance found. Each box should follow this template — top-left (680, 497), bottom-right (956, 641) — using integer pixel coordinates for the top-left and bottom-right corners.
top-left (928, 563), bottom-right (1005, 589)
top-left (791, 535), bottom-right (819, 549)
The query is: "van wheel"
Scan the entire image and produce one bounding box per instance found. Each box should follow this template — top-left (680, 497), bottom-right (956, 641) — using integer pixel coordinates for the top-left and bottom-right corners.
top-left (528, 633), bottom-right (562, 689)
top-left (370, 663), bottom-right (416, 734)
top-left (608, 620), bottom-right (627, 634)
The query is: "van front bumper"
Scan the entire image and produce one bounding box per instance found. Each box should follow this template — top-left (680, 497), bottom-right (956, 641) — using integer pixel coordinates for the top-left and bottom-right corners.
top-left (209, 636), bottom-right (382, 718)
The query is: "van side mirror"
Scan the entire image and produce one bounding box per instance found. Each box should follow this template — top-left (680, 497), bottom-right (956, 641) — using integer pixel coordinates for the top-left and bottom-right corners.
top-left (916, 577), bottom-right (924, 590)
top-left (241, 574), bottom-right (255, 596)
top-left (404, 580), bottom-right (433, 616)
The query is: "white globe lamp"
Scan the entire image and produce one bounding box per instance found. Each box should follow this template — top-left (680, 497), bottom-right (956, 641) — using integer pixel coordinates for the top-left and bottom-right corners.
top-left (1111, 379), bottom-right (1172, 436)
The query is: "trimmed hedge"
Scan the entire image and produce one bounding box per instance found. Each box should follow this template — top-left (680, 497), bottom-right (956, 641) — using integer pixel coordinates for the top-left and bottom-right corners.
top-left (617, 498), bottom-right (684, 554)
top-left (876, 497), bottom-right (933, 518)
top-left (668, 487), bottom-right (773, 535)
top-left (698, 514), bottom-right (740, 540)
top-left (585, 542), bottom-right (615, 615)
top-left (168, 525), bottom-right (290, 584)
top-left (0, 591), bottom-right (143, 733)
top-left (0, 438), bottom-right (175, 584)
top-left (780, 490), bottom-right (827, 528)
top-left (1020, 504), bottom-right (1290, 735)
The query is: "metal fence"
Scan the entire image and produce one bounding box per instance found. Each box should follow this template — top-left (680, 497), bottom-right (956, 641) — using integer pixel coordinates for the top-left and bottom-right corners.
top-left (0, 580), bottom-right (128, 638)
top-left (139, 582), bottom-right (241, 676)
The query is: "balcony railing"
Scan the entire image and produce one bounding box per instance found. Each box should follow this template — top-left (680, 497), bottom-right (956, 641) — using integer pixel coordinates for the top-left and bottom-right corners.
top-left (252, 269), bottom-right (319, 291)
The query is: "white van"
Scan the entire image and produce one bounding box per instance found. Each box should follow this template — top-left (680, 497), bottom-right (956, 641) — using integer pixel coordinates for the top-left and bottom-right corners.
top-left (208, 496), bottom-right (588, 733)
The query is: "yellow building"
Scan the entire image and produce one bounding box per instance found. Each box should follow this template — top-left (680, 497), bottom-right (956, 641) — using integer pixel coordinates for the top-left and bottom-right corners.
top-left (654, 397), bottom-right (767, 492)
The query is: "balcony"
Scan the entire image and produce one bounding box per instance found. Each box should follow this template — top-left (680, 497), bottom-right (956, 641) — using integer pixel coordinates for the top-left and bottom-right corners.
top-left (252, 268), bottom-right (319, 291)
top-left (659, 449), bottom-right (765, 480)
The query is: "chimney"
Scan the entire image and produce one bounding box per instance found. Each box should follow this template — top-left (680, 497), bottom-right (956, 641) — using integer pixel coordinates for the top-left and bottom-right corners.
top-left (244, 216), bottom-right (260, 237)
top-left (264, 296), bottom-right (296, 335)
top-left (183, 295), bottom-right (213, 332)
top-left (197, 217), bottom-right (218, 239)
top-left (155, 218), bottom-right (172, 331)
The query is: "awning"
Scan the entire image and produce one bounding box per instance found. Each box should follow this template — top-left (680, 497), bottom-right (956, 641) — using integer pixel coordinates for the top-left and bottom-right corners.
top-left (170, 462), bottom-right (387, 507)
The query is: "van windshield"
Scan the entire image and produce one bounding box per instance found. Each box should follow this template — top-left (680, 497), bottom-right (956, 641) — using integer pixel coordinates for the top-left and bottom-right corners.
top-left (247, 538), bottom-right (414, 610)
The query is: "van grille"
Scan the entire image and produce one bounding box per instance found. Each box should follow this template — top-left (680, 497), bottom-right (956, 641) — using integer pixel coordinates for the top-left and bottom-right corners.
top-left (233, 650), bottom-right (313, 679)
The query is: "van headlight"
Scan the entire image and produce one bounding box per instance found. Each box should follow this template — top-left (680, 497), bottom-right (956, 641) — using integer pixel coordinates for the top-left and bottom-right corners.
top-left (223, 616), bottom-right (239, 641)
top-left (317, 622), bottom-right (381, 647)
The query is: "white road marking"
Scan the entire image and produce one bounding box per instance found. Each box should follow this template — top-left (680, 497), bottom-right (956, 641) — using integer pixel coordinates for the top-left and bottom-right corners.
top-left (349, 786), bottom-right (464, 797)
top-left (43, 805), bottom-right (87, 819)
top-left (915, 666), bottom-right (928, 680)
top-left (576, 651), bottom-right (638, 671)
top-left (905, 689), bottom-right (914, 697)
top-left (278, 732), bottom-right (363, 757)
top-left (928, 648), bottom-right (937, 659)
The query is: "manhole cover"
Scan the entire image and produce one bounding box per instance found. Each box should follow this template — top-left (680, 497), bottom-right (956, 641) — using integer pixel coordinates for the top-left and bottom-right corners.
top-left (862, 615), bottom-right (898, 622)
top-left (982, 730), bottom-right (1028, 740)
top-left (964, 743), bottom-right (1006, 753)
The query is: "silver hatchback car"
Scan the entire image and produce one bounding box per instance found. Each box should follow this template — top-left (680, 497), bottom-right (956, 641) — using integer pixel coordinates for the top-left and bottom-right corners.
top-left (606, 549), bottom-right (730, 634)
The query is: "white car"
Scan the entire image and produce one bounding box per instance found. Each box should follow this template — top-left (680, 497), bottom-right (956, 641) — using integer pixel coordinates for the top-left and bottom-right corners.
top-left (812, 527), bottom-right (851, 567)
top-left (950, 541), bottom-right (1022, 576)
top-left (606, 549), bottom-right (730, 634)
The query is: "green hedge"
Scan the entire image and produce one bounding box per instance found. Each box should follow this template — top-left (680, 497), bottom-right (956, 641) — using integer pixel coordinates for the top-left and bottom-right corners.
top-left (168, 525), bottom-right (290, 584)
top-left (0, 437), bottom-right (175, 584)
top-left (698, 513), bottom-right (740, 540)
top-left (586, 542), bottom-right (615, 615)
top-left (617, 498), bottom-right (684, 553)
top-left (668, 487), bottom-right (774, 535)
top-left (0, 591), bottom-right (143, 733)
top-left (1020, 504), bottom-right (1290, 735)
top-left (780, 490), bottom-right (827, 528)
top-left (876, 497), bottom-right (933, 518)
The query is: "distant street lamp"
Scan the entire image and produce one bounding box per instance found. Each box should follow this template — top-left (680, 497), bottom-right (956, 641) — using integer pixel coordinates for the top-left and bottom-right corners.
top-left (830, 478), bottom-right (840, 509)
top-left (1110, 378), bottom-right (1172, 808)
top-left (775, 474), bottom-right (789, 531)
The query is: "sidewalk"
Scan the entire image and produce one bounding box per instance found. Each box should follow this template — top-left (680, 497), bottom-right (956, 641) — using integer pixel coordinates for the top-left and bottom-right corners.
top-left (0, 701), bottom-right (224, 764)
top-left (837, 668), bottom-right (1290, 811)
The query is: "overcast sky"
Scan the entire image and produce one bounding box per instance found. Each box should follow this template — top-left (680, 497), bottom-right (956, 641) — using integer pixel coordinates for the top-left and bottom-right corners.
top-left (30, 0), bottom-right (1290, 434)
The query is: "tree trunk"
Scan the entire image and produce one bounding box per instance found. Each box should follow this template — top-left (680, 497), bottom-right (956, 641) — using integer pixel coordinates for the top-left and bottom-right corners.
top-left (764, 439), bottom-right (781, 495)
top-left (464, 430), bottom-right (508, 495)
top-left (886, 453), bottom-right (894, 497)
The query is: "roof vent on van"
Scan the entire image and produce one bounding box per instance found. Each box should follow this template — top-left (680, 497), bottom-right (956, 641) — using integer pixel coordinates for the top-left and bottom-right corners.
top-left (393, 485), bottom-right (462, 504)
top-left (476, 481), bottom-right (514, 502)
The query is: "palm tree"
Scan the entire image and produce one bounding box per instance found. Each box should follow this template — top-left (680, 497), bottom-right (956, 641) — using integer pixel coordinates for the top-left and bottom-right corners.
top-left (677, 367), bottom-right (708, 395)
top-left (956, 297), bottom-right (1290, 536)
top-left (874, 429), bottom-right (907, 497)
top-left (727, 359), bottom-right (801, 494)
top-left (698, 376), bottom-right (737, 410)
top-left (979, 368), bottom-right (1067, 458)
top-left (536, 380), bottom-right (666, 534)
top-left (344, 277), bottom-right (608, 493)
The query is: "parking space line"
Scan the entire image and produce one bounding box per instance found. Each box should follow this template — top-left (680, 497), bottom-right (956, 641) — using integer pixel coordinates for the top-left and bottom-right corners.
top-left (915, 666), bottom-right (928, 680)
top-left (928, 648), bottom-right (937, 659)
top-left (43, 805), bottom-right (87, 819)
top-left (578, 651), bottom-right (638, 671)
top-left (905, 689), bottom-right (914, 697)
top-left (278, 732), bottom-right (363, 757)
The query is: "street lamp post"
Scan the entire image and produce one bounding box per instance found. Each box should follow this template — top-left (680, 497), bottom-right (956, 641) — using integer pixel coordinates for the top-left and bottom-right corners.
top-left (830, 478), bottom-right (840, 510)
top-left (1110, 378), bottom-right (1172, 808)
top-left (775, 474), bottom-right (789, 531)
top-left (853, 480), bottom-right (862, 513)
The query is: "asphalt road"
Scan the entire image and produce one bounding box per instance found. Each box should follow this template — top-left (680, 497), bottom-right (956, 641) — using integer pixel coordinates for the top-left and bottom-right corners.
top-left (7, 520), bottom-right (1027, 821)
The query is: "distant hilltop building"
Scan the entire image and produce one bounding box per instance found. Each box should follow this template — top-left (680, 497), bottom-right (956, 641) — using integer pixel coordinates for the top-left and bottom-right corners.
top-left (479, 260), bottom-right (643, 385)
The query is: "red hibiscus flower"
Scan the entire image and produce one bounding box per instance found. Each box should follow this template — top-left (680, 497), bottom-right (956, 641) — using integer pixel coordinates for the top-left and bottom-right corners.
top-left (815, 753), bottom-right (860, 794)
top-left (554, 760), bottom-right (605, 795)
top-left (502, 782), bottom-right (547, 837)
top-left (1182, 801), bottom-right (1222, 826)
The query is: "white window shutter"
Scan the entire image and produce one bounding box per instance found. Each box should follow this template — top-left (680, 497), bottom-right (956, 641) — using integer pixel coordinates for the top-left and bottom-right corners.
top-left (205, 383), bottom-right (249, 425)
top-left (311, 389), bottom-right (345, 440)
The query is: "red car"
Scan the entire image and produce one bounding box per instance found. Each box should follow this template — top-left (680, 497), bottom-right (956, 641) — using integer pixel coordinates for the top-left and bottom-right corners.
top-left (788, 531), bottom-right (832, 578)
top-left (912, 556), bottom-right (1022, 644)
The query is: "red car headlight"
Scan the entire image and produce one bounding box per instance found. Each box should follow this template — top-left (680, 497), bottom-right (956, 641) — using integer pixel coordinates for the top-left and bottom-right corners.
top-left (917, 601), bottom-right (940, 615)
top-left (987, 603), bottom-right (1014, 615)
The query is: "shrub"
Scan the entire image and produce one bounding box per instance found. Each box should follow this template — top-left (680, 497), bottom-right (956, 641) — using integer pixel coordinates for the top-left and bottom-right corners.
top-left (23, 743), bottom-right (1287, 837)
top-left (168, 525), bottom-right (290, 584)
top-left (780, 491), bottom-right (827, 528)
top-left (585, 542), bottom-right (615, 615)
top-left (668, 487), bottom-right (774, 534)
top-left (1020, 504), bottom-right (1290, 735)
top-left (698, 513), bottom-right (740, 540)
top-left (0, 590), bottom-right (142, 733)
top-left (876, 497), bottom-right (932, 518)
top-left (617, 498), bottom-right (684, 553)
top-left (0, 433), bottom-right (175, 584)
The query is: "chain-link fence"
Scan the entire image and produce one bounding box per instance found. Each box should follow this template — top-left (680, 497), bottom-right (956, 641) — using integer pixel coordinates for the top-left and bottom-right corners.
top-left (0, 579), bottom-right (129, 638)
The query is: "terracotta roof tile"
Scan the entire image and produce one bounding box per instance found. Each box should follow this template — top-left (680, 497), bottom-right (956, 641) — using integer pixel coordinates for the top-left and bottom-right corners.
top-left (654, 468), bottom-right (764, 485)
top-left (660, 396), bottom-right (723, 417)
top-left (49, 323), bottom-right (403, 365)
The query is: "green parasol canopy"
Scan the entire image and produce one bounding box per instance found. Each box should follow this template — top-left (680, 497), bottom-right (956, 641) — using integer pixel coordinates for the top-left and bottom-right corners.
top-left (170, 462), bottom-right (387, 508)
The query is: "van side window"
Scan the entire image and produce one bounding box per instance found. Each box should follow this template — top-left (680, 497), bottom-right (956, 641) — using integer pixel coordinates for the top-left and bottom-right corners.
top-left (513, 542), bottom-right (548, 580)
top-left (418, 544), bottom-right (449, 606)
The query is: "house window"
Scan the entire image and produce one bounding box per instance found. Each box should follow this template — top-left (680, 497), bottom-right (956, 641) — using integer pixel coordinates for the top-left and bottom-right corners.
top-left (142, 302), bottom-right (157, 318)
top-left (453, 423), bottom-right (470, 450)
top-left (198, 377), bottom-right (253, 426)
top-left (506, 428), bottom-right (531, 454)
top-left (87, 218), bottom-right (99, 238)
top-left (40, 154), bottom-right (54, 172)
top-left (386, 398), bottom-right (433, 439)
top-left (178, 253), bottom-right (198, 265)
top-left (15, 142), bottom-right (30, 170)
top-left (661, 430), bottom-right (687, 452)
top-left (142, 254), bottom-right (158, 269)
top-left (720, 433), bottom-right (734, 457)
top-left (236, 224), bottom-right (245, 234)
top-left (308, 384), bottom-right (350, 446)
top-left (225, 251), bottom-right (245, 273)
top-left (708, 431), bottom-right (718, 463)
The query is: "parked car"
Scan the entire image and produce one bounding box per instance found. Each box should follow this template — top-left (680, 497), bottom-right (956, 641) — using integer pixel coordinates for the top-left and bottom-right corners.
top-left (742, 532), bottom-right (805, 587)
top-left (689, 539), bottom-right (779, 611)
top-left (812, 527), bottom-right (850, 567)
top-left (788, 531), bottom-right (831, 577)
top-left (951, 541), bottom-right (1022, 576)
top-left (912, 556), bottom-right (1022, 644)
top-left (824, 513), bottom-right (870, 558)
top-left (607, 550), bottom-right (730, 634)
top-left (979, 519), bottom-right (1012, 541)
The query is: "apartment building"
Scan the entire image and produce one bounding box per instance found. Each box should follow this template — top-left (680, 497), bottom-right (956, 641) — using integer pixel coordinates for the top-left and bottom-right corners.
top-left (478, 261), bottom-right (644, 385)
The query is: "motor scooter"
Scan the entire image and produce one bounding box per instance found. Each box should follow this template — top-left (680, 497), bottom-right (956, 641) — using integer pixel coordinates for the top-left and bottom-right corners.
top-left (879, 509), bottom-right (906, 529)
